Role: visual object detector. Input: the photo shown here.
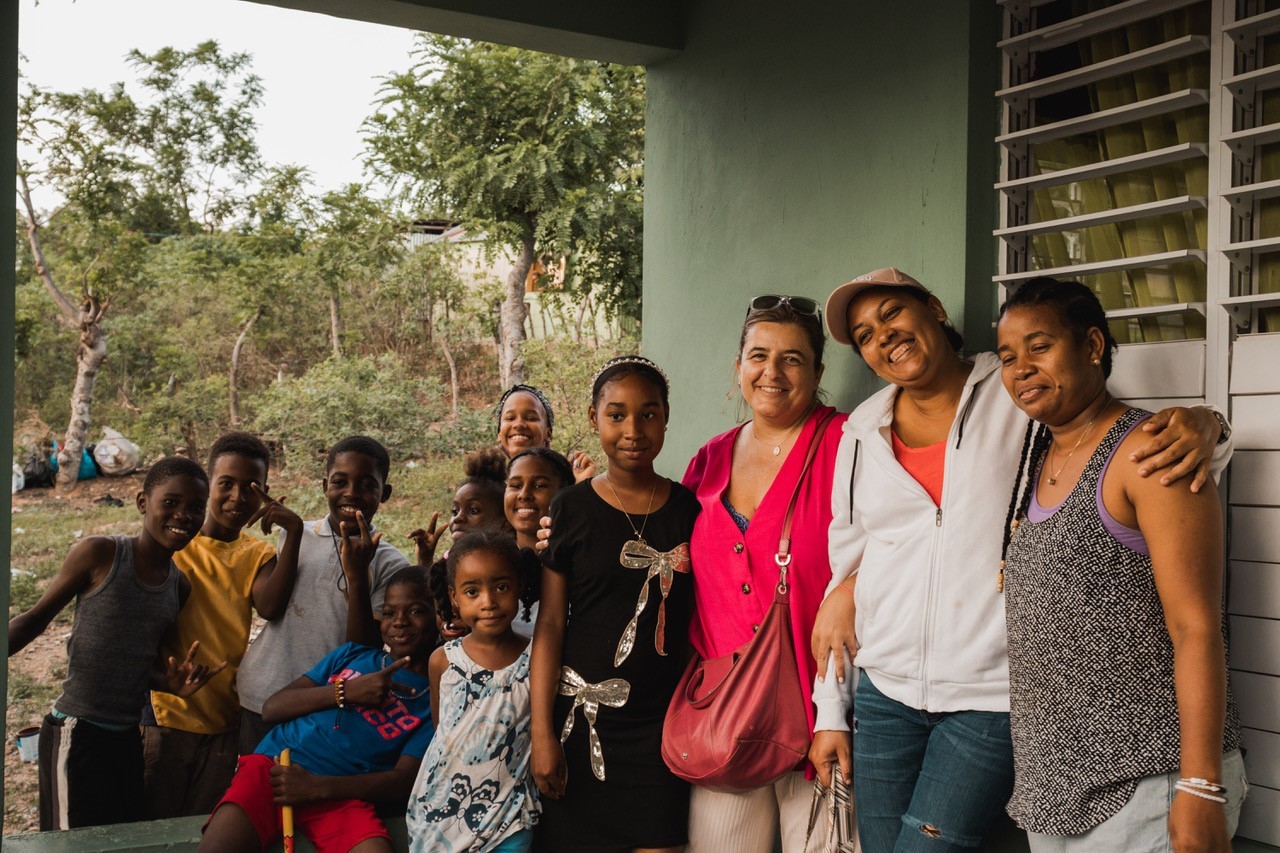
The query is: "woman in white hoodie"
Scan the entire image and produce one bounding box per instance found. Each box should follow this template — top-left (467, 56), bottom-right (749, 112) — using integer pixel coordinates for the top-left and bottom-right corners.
top-left (806, 268), bottom-right (1227, 853)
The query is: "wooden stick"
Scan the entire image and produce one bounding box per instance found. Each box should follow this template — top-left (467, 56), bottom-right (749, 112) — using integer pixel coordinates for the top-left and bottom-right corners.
top-left (279, 749), bottom-right (295, 853)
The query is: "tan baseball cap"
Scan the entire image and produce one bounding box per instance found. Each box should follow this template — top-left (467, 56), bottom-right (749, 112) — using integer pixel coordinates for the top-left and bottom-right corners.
top-left (824, 267), bottom-right (928, 345)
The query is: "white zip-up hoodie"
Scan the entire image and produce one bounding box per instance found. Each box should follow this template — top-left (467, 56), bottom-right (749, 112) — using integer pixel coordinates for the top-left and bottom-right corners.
top-left (812, 352), bottom-right (1232, 731)
top-left (813, 353), bottom-right (1021, 728)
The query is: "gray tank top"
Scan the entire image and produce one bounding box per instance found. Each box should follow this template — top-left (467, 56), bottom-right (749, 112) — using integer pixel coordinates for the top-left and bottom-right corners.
top-left (1004, 408), bottom-right (1241, 835)
top-left (55, 535), bottom-right (182, 726)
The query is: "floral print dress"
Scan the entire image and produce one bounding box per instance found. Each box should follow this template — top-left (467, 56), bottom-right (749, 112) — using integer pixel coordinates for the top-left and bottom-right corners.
top-left (407, 640), bottom-right (538, 853)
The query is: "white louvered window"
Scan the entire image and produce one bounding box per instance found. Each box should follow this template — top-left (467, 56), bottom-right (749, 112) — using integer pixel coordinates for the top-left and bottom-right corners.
top-left (998, 1), bottom-right (1280, 846)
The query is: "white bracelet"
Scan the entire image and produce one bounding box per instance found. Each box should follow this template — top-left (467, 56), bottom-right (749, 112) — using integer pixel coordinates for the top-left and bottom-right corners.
top-left (1175, 783), bottom-right (1227, 804)
top-left (1177, 776), bottom-right (1226, 794)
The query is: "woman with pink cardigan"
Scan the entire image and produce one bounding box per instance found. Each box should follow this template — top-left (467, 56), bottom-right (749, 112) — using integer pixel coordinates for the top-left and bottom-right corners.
top-left (680, 295), bottom-right (846, 853)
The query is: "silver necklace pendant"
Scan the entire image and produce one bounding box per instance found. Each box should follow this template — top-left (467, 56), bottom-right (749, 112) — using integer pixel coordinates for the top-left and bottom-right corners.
top-left (772, 446), bottom-right (781, 456)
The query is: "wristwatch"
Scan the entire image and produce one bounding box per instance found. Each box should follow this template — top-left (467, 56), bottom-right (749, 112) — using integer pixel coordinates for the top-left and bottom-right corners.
top-left (1212, 410), bottom-right (1232, 446)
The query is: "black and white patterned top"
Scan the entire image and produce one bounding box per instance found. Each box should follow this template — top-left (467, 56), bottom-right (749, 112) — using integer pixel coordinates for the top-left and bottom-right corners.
top-left (1003, 408), bottom-right (1241, 835)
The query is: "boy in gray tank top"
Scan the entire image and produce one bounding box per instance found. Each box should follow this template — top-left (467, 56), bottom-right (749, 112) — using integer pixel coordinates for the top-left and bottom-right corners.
top-left (7, 457), bottom-right (229, 831)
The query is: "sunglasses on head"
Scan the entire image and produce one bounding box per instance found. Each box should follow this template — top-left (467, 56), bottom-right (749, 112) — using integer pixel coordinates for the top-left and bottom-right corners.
top-left (747, 294), bottom-right (822, 319)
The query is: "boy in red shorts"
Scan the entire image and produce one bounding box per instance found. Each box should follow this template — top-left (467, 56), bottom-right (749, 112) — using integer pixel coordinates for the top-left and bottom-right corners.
top-left (198, 564), bottom-right (436, 853)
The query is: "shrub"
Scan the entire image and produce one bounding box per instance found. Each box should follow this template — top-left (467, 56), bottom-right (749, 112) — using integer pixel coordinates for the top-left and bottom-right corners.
top-left (250, 354), bottom-right (443, 473)
top-left (420, 406), bottom-right (495, 456)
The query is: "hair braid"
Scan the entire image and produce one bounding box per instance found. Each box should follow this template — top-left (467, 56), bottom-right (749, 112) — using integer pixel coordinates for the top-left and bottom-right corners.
top-left (1001, 419), bottom-right (1036, 565)
top-left (1000, 422), bottom-right (1051, 591)
top-left (426, 557), bottom-right (454, 624)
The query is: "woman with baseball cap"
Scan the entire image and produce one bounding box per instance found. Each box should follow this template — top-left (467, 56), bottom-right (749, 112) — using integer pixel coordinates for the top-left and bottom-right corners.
top-left (807, 268), bottom-right (1229, 853)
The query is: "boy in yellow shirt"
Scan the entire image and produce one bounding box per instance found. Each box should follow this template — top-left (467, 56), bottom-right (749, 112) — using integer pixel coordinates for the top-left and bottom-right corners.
top-left (143, 432), bottom-right (303, 818)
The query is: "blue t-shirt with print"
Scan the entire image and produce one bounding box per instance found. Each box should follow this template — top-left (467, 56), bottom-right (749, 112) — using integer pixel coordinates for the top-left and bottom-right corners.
top-left (255, 642), bottom-right (434, 777)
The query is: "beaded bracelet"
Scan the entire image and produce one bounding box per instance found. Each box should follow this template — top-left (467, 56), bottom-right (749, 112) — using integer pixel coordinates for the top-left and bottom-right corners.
top-left (1178, 777), bottom-right (1227, 794)
top-left (1175, 782), bottom-right (1227, 804)
top-left (333, 677), bottom-right (347, 709)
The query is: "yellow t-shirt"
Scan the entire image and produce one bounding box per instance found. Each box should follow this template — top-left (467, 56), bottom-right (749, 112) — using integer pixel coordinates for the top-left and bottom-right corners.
top-left (151, 532), bottom-right (275, 734)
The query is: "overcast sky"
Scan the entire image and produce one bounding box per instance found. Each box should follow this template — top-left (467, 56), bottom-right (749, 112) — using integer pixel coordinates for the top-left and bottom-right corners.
top-left (19, 0), bottom-right (419, 208)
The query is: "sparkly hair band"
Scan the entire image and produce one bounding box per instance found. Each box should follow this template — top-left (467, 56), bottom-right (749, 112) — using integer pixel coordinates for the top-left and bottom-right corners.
top-left (591, 356), bottom-right (670, 393)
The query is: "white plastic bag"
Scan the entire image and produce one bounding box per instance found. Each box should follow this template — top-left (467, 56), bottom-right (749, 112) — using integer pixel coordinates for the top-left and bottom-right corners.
top-left (11, 463), bottom-right (24, 494)
top-left (93, 427), bottom-right (141, 476)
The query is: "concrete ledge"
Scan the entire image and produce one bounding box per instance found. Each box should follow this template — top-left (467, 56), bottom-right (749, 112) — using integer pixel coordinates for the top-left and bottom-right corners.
top-left (4, 816), bottom-right (1276, 852)
top-left (4, 815), bottom-right (409, 852)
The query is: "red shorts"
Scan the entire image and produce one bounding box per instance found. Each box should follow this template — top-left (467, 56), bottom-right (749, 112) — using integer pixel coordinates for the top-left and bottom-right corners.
top-left (206, 754), bottom-right (390, 852)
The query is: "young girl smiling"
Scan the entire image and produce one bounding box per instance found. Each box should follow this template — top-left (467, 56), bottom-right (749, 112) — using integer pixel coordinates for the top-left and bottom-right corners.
top-left (408, 531), bottom-right (541, 853)
top-left (531, 356), bottom-right (699, 853)
top-left (505, 448), bottom-right (573, 640)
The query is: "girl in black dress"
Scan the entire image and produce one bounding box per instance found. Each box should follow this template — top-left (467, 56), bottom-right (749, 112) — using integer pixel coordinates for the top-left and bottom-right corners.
top-left (531, 356), bottom-right (699, 853)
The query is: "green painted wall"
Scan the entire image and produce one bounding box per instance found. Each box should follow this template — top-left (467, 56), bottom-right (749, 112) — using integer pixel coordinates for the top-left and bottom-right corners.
top-left (643, 0), bottom-right (999, 474)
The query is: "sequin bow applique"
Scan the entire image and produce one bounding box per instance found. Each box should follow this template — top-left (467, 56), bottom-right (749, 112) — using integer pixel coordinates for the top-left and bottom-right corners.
top-left (614, 540), bottom-right (692, 667)
top-left (558, 666), bottom-right (630, 781)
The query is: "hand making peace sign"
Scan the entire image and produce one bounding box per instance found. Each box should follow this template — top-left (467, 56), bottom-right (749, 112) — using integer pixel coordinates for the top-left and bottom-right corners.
top-left (246, 482), bottom-right (303, 538)
top-left (343, 654), bottom-right (413, 706)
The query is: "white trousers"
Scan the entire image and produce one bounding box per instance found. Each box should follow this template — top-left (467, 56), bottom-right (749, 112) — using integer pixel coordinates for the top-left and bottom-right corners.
top-left (687, 772), bottom-right (825, 853)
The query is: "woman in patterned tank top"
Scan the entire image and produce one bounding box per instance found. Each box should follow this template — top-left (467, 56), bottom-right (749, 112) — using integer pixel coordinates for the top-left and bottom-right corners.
top-left (994, 277), bottom-right (1245, 853)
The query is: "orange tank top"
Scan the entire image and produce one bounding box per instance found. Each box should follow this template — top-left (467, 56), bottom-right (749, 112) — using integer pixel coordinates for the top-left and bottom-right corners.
top-left (891, 431), bottom-right (945, 507)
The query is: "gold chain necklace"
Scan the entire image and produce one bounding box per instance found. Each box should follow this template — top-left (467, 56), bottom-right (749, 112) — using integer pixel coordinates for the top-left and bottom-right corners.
top-left (605, 473), bottom-right (659, 546)
top-left (1046, 395), bottom-right (1110, 486)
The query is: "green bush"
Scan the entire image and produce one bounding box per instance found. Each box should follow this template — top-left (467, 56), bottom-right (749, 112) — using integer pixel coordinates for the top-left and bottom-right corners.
top-left (420, 406), bottom-right (495, 456)
top-left (250, 354), bottom-right (443, 473)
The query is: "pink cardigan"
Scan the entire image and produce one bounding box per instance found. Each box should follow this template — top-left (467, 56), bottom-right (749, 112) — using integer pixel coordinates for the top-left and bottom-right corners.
top-left (681, 404), bottom-right (848, 739)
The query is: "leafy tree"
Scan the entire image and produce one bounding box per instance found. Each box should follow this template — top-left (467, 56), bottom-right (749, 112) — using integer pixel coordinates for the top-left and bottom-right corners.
top-left (15, 42), bottom-right (262, 487)
top-left (379, 242), bottom-right (475, 417)
top-left (364, 35), bottom-right (645, 386)
top-left (307, 183), bottom-right (404, 357)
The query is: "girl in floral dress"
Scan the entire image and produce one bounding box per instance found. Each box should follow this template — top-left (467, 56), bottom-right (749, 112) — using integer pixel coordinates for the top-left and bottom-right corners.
top-left (408, 530), bottom-right (542, 853)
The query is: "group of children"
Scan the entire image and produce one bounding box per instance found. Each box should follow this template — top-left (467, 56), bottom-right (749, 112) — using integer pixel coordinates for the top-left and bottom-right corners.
top-left (8, 355), bottom-right (699, 852)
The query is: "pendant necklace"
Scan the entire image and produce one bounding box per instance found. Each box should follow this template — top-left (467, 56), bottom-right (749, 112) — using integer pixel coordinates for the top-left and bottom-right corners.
top-left (605, 473), bottom-right (659, 551)
top-left (750, 408), bottom-right (809, 457)
top-left (1046, 394), bottom-right (1111, 486)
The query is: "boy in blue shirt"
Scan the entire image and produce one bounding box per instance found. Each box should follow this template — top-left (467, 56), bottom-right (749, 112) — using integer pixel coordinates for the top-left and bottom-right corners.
top-left (200, 566), bottom-right (437, 853)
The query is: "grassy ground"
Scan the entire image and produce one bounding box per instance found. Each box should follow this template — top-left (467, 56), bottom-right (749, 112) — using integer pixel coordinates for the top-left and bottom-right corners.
top-left (4, 455), bottom-right (465, 834)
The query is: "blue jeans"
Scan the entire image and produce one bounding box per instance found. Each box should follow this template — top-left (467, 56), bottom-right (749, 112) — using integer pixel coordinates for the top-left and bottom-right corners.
top-left (853, 674), bottom-right (1014, 853)
top-left (1026, 750), bottom-right (1247, 853)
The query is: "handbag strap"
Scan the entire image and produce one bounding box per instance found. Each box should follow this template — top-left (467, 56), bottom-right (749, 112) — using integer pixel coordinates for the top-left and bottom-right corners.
top-left (775, 409), bottom-right (838, 590)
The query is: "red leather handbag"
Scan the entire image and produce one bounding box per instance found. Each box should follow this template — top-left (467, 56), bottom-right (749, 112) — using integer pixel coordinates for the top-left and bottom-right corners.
top-left (661, 410), bottom-right (835, 792)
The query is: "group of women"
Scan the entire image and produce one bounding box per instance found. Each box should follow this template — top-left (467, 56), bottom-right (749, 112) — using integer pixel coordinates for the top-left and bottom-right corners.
top-left (490, 268), bottom-right (1246, 853)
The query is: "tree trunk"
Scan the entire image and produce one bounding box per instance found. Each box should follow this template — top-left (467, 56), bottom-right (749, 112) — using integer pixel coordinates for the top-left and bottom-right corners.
top-left (18, 173), bottom-right (80, 321)
top-left (229, 307), bottom-right (262, 425)
top-left (438, 334), bottom-right (460, 419)
top-left (498, 232), bottom-right (535, 387)
top-left (329, 294), bottom-right (343, 358)
top-left (19, 173), bottom-right (110, 492)
top-left (574, 292), bottom-right (592, 343)
top-left (56, 295), bottom-right (109, 492)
